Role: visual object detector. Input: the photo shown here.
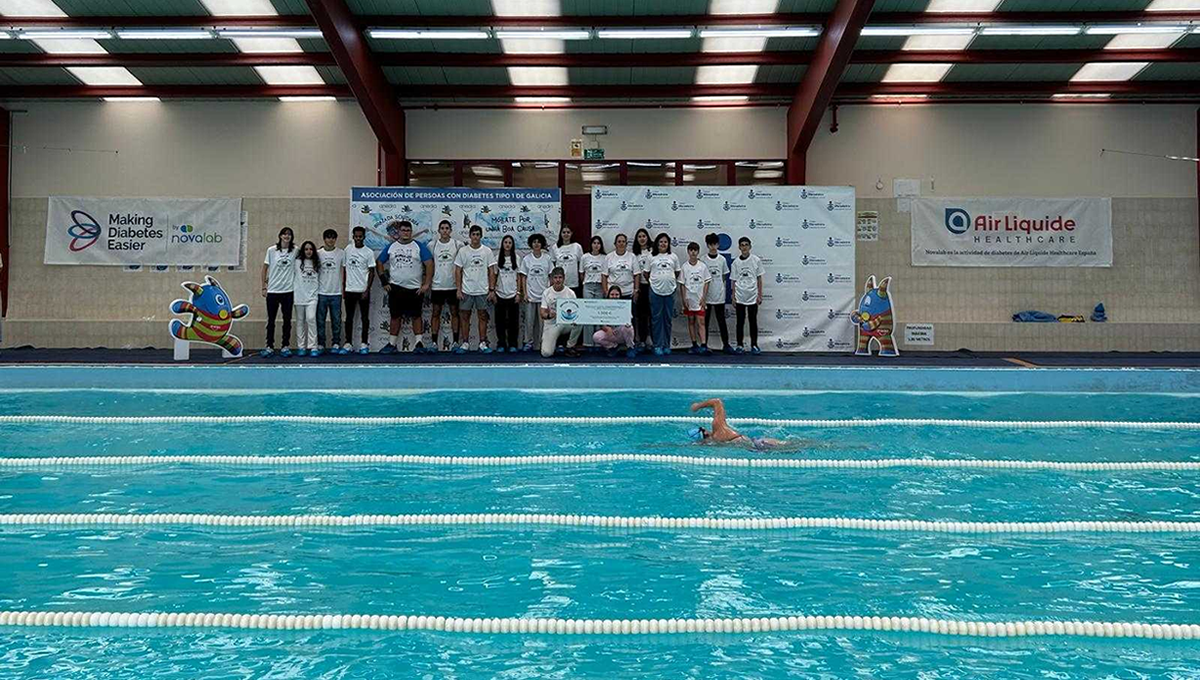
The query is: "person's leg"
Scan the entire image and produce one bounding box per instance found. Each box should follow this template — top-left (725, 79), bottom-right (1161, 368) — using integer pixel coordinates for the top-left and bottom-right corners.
top-left (735, 304), bottom-right (746, 348)
top-left (265, 293), bottom-right (280, 348)
top-left (358, 295), bottom-right (371, 347)
top-left (636, 286), bottom-right (651, 348)
top-left (582, 283), bottom-right (602, 347)
top-left (458, 308), bottom-right (472, 350)
top-left (506, 301), bottom-right (519, 349)
top-left (493, 299), bottom-right (507, 350)
top-left (430, 300), bottom-right (444, 348)
top-left (315, 296), bottom-right (329, 350)
top-left (716, 303), bottom-right (730, 349)
top-left (703, 304), bottom-right (713, 347)
top-left (748, 304), bottom-right (759, 348)
top-left (650, 293), bottom-right (671, 349)
top-left (540, 322), bottom-right (563, 357)
top-left (592, 329), bottom-right (616, 349)
top-left (280, 293), bottom-right (294, 349)
top-left (615, 325), bottom-right (635, 348)
top-left (343, 293), bottom-right (357, 348)
top-left (477, 307), bottom-right (490, 350)
top-left (330, 296), bottom-right (342, 348)
top-left (411, 309), bottom-right (425, 349)
top-left (566, 323), bottom-right (582, 353)
top-left (520, 301), bottom-right (535, 349)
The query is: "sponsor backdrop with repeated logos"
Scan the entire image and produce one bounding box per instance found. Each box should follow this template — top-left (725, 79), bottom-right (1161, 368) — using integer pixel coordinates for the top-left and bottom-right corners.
top-left (45, 196), bottom-right (243, 266)
top-left (350, 187), bottom-right (562, 350)
top-left (592, 186), bottom-right (856, 352)
top-left (911, 197), bottom-right (1112, 267)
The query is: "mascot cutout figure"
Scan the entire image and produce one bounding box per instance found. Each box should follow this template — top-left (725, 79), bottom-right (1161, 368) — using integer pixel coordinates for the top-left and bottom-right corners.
top-left (169, 275), bottom-right (249, 356)
top-left (851, 275), bottom-right (899, 357)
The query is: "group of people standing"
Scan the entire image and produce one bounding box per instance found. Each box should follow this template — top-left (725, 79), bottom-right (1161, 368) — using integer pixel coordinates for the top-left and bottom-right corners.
top-left (260, 220), bottom-right (766, 358)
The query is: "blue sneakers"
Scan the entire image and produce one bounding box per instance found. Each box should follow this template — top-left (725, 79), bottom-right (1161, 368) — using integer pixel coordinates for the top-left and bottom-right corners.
top-left (259, 347), bottom-right (274, 358)
top-left (279, 347), bottom-right (292, 358)
top-left (379, 344), bottom-right (397, 355)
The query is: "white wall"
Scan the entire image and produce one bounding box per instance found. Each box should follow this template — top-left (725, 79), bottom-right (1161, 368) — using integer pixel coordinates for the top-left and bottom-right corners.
top-left (808, 104), bottom-right (1197, 198)
top-left (10, 100), bottom-right (378, 198)
top-left (404, 107), bottom-right (787, 159)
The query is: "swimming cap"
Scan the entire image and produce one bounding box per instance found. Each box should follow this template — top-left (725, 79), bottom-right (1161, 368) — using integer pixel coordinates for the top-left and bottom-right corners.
top-left (687, 427), bottom-right (704, 441)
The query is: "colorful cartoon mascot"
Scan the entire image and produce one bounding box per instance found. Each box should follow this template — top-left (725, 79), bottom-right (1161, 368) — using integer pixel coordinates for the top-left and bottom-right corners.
top-left (169, 276), bottom-right (249, 356)
top-left (850, 275), bottom-right (898, 357)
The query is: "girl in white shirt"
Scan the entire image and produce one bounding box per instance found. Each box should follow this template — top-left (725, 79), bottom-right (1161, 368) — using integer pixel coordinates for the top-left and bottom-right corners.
top-left (260, 227), bottom-right (296, 358)
top-left (292, 240), bottom-right (321, 356)
top-left (603, 233), bottom-right (638, 299)
top-left (647, 233), bottom-right (682, 356)
top-left (631, 227), bottom-right (653, 351)
top-left (494, 234), bottom-right (521, 353)
top-left (551, 224), bottom-right (584, 295)
top-left (580, 236), bottom-right (607, 347)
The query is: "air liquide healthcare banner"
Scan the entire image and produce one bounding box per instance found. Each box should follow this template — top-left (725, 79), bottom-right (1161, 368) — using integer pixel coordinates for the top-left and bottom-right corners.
top-left (592, 186), bottom-right (856, 352)
top-left (911, 197), bottom-right (1112, 267)
top-left (45, 196), bottom-right (243, 266)
top-left (350, 186), bottom-right (562, 350)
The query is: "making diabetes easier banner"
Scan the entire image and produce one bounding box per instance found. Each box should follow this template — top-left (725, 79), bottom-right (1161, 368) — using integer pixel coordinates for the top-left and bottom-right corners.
top-left (591, 186), bottom-right (857, 352)
top-left (911, 197), bottom-right (1113, 267)
top-left (45, 196), bottom-right (243, 266)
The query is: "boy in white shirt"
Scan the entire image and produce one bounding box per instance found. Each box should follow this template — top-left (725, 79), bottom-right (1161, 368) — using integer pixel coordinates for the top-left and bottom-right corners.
top-left (428, 219), bottom-right (462, 352)
top-left (518, 233), bottom-right (552, 352)
top-left (453, 225), bottom-right (496, 354)
top-left (342, 226), bottom-right (375, 354)
top-left (680, 241), bottom-right (712, 355)
top-left (315, 228), bottom-right (345, 356)
top-left (730, 236), bottom-right (765, 355)
top-left (540, 267), bottom-right (582, 358)
top-left (702, 233), bottom-right (731, 354)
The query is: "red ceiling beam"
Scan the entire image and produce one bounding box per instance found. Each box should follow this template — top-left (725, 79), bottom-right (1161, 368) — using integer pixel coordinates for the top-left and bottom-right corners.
top-left (787, 0), bottom-right (876, 184)
top-left (305, 0), bottom-right (407, 185)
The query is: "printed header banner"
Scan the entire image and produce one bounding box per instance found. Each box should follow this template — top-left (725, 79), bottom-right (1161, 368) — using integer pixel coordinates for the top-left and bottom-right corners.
top-left (45, 196), bottom-right (243, 266)
top-left (591, 186), bottom-right (857, 352)
top-left (911, 197), bottom-right (1112, 267)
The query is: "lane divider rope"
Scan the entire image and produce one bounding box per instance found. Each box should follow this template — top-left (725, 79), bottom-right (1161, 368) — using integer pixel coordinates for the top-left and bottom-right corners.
top-left (0, 415), bottom-right (1197, 429)
top-left (1, 513), bottom-right (1196, 534)
top-left (0, 610), bottom-right (1195, 640)
top-left (1, 454), bottom-right (1198, 472)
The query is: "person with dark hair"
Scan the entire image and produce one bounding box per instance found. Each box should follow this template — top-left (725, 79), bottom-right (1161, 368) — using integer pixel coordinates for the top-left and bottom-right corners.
top-left (703, 233), bottom-right (731, 354)
top-left (647, 233), bottom-right (681, 356)
top-left (261, 226), bottom-right (296, 357)
top-left (493, 234), bottom-right (521, 352)
top-left (293, 240), bottom-right (321, 356)
top-left (342, 226), bottom-right (375, 355)
top-left (551, 224), bottom-right (583, 296)
top-left (454, 224), bottom-right (496, 354)
top-left (681, 241), bottom-right (712, 354)
top-left (631, 227), bottom-right (653, 352)
top-left (592, 286), bottom-right (637, 358)
top-left (427, 219), bottom-right (462, 352)
top-left (540, 267), bottom-right (581, 358)
top-left (315, 228), bottom-right (344, 356)
top-left (518, 233), bottom-right (551, 352)
top-left (730, 236), bottom-right (765, 355)
top-left (580, 235), bottom-right (607, 348)
top-left (376, 220), bottom-right (432, 354)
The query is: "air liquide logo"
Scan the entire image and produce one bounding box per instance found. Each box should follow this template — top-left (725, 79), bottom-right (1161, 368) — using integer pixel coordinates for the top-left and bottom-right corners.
top-left (945, 207), bottom-right (971, 234)
top-left (67, 209), bottom-right (101, 251)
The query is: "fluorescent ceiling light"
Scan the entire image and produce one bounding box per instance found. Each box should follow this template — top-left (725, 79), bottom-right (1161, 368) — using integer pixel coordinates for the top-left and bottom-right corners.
top-left (880, 64), bottom-right (952, 82)
top-left (507, 67), bottom-right (568, 85)
top-left (514, 96), bottom-right (571, 103)
top-left (217, 28), bottom-right (323, 39)
top-left (278, 95), bottom-right (337, 101)
top-left (19, 29), bottom-right (112, 40)
top-left (103, 96), bottom-right (161, 102)
top-left (870, 94), bottom-right (930, 99)
top-left (860, 26), bottom-right (976, 36)
top-left (367, 29), bottom-right (490, 39)
top-left (494, 29), bottom-right (590, 40)
top-left (199, 0), bottom-right (277, 14)
top-left (1084, 24), bottom-right (1191, 34)
top-left (695, 65), bottom-right (759, 84)
top-left (254, 65), bottom-right (325, 84)
top-left (1070, 62), bottom-right (1150, 81)
top-left (692, 95), bottom-right (750, 102)
top-left (697, 26), bottom-right (819, 38)
top-left (978, 25), bottom-right (1082, 36)
top-left (492, 0), bottom-right (559, 14)
top-left (115, 29), bottom-right (215, 39)
top-left (596, 28), bottom-right (693, 39)
top-left (67, 66), bottom-right (142, 85)
top-left (1051, 93), bottom-right (1112, 98)
top-left (0, 0), bottom-right (65, 15)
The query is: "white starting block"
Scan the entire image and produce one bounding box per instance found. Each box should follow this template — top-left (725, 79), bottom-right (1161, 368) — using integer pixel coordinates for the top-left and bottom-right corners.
top-left (174, 338), bottom-right (237, 361)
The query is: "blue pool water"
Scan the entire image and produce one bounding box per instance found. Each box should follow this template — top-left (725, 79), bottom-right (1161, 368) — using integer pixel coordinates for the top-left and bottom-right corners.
top-left (1, 372), bottom-right (1198, 678)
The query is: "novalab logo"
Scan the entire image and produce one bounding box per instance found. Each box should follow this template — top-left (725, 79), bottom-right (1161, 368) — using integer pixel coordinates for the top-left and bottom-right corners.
top-left (801, 290), bottom-right (827, 302)
top-left (67, 209), bottom-right (101, 251)
top-left (826, 237), bottom-right (852, 248)
top-left (172, 224), bottom-right (222, 245)
top-left (774, 237), bottom-right (802, 248)
top-left (945, 206), bottom-right (1079, 236)
top-left (774, 272), bottom-right (802, 284)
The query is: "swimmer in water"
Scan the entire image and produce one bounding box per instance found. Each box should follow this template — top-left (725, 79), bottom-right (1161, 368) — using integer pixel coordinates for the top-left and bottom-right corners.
top-left (688, 398), bottom-right (794, 451)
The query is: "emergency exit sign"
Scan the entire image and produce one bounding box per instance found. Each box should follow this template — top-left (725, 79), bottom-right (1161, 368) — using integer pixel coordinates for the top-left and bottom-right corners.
top-left (584, 148), bottom-right (605, 160)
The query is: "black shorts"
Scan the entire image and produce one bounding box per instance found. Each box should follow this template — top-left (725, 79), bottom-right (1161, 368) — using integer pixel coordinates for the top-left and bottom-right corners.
top-left (430, 289), bottom-right (459, 307)
top-left (387, 286), bottom-right (423, 319)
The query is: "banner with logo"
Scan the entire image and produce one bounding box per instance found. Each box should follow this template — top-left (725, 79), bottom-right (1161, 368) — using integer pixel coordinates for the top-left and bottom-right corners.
top-left (591, 186), bottom-right (856, 352)
top-left (911, 197), bottom-right (1112, 267)
top-left (350, 186), bottom-right (562, 350)
top-left (45, 196), bottom-right (243, 266)
top-left (557, 298), bottom-right (632, 326)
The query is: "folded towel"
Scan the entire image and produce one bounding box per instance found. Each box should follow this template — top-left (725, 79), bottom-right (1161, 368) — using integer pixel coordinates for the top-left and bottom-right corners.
top-left (1012, 310), bottom-right (1058, 322)
top-left (1091, 303), bottom-right (1107, 323)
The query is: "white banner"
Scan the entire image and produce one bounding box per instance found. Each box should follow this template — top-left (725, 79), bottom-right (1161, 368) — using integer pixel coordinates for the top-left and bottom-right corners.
top-left (350, 186), bottom-right (562, 350)
top-left (45, 196), bottom-right (243, 266)
top-left (557, 298), bottom-right (632, 326)
top-left (911, 197), bottom-right (1112, 267)
top-left (592, 186), bottom-right (857, 352)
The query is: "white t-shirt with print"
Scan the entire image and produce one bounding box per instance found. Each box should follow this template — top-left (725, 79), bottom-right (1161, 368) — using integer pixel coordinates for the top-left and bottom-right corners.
top-left (730, 253), bottom-right (765, 306)
top-left (264, 245), bottom-right (297, 294)
top-left (317, 247), bottom-right (344, 296)
top-left (495, 252), bottom-right (519, 300)
top-left (293, 258), bottom-right (320, 306)
top-left (551, 242), bottom-right (583, 288)
top-left (703, 253), bottom-right (729, 305)
top-left (680, 259), bottom-right (712, 311)
top-left (635, 250), bottom-right (653, 283)
top-left (429, 238), bottom-right (461, 291)
top-left (519, 252), bottom-right (552, 303)
top-left (648, 252), bottom-right (682, 296)
top-left (540, 285), bottom-right (577, 319)
top-left (580, 252), bottom-right (607, 285)
top-left (454, 244), bottom-right (495, 296)
top-left (342, 244), bottom-right (376, 294)
top-left (379, 240), bottom-right (431, 289)
top-left (604, 250), bottom-right (637, 296)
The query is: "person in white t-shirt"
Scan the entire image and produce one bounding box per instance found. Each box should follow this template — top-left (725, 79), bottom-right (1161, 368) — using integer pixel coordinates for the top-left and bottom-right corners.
top-left (730, 236), bottom-right (766, 355)
top-left (314, 228), bottom-right (345, 356)
top-left (518, 233), bottom-right (552, 352)
top-left (602, 233), bottom-right (638, 299)
top-left (341, 226), bottom-right (375, 355)
top-left (427, 219), bottom-right (462, 352)
top-left (292, 240), bottom-right (321, 356)
top-left (375, 220), bottom-right (433, 354)
top-left (631, 227), bottom-right (654, 351)
top-left (493, 234), bottom-right (521, 352)
top-left (260, 227), bottom-right (297, 358)
top-left (702, 233), bottom-right (731, 354)
top-left (540, 267), bottom-right (581, 358)
top-left (647, 233), bottom-right (682, 356)
top-left (680, 241), bottom-right (713, 355)
top-left (579, 236), bottom-right (607, 348)
top-left (551, 224), bottom-right (583, 295)
top-left (453, 225), bottom-right (496, 354)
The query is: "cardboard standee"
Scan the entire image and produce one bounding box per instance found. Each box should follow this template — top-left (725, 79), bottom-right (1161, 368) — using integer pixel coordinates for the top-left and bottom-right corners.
top-left (851, 275), bottom-right (899, 357)
top-left (168, 275), bottom-right (248, 360)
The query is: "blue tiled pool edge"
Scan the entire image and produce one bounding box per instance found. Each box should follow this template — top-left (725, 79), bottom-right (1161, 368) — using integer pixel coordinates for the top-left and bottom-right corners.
top-left (1, 365), bottom-right (1197, 393)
